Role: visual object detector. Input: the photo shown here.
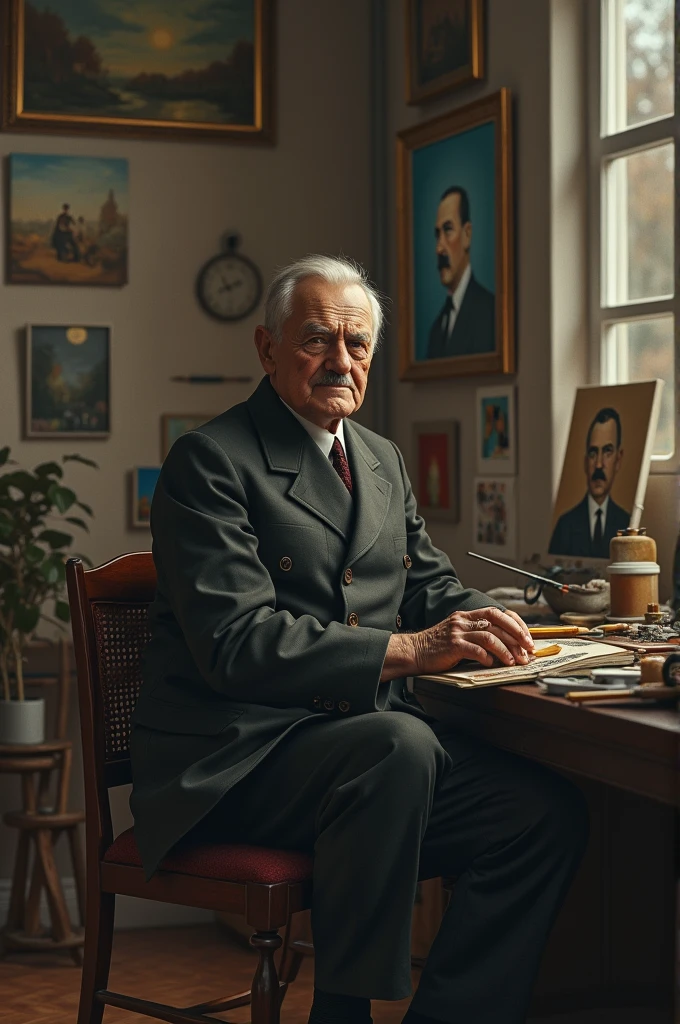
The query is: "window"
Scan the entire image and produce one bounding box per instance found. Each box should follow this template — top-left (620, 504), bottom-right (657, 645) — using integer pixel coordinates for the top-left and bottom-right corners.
top-left (591, 0), bottom-right (676, 461)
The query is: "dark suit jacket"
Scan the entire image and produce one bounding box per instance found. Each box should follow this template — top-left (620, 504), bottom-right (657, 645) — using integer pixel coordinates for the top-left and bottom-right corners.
top-left (130, 377), bottom-right (499, 877)
top-left (548, 494), bottom-right (630, 558)
top-left (427, 274), bottom-right (495, 360)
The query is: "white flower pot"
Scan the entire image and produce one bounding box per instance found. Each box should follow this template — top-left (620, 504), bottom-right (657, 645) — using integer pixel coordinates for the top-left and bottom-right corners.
top-left (0, 699), bottom-right (46, 745)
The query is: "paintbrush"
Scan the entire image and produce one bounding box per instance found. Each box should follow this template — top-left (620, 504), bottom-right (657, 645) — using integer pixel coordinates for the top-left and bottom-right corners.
top-left (466, 551), bottom-right (574, 593)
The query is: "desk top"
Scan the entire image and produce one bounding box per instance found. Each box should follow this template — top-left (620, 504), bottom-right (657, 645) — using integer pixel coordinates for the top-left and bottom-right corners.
top-left (414, 677), bottom-right (680, 805)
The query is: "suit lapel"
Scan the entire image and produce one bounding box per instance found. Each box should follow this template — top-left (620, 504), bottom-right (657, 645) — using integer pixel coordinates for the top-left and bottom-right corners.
top-left (344, 422), bottom-right (392, 567)
top-left (247, 376), bottom-right (353, 540)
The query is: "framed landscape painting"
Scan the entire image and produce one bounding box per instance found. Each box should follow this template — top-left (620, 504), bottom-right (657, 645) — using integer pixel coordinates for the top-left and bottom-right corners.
top-left (9, 153), bottom-right (128, 286)
top-left (406, 0), bottom-right (484, 104)
top-left (397, 89), bottom-right (514, 381)
top-left (2, 0), bottom-right (274, 142)
top-left (25, 324), bottom-right (110, 438)
top-left (132, 467), bottom-right (161, 527)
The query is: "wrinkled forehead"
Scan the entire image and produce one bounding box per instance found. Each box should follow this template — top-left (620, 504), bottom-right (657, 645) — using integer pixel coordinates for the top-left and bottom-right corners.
top-left (287, 277), bottom-right (374, 336)
top-left (588, 418), bottom-right (618, 449)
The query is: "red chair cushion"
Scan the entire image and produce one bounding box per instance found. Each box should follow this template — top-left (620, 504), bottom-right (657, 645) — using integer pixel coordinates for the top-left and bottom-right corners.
top-left (104, 827), bottom-right (313, 885)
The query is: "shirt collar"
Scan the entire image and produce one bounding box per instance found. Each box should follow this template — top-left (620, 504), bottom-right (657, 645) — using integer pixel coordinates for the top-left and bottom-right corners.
top-left (450, 262), bottom-right (472, 311)
top-left (280, 398), bottom-right (345, 458)
top-left (588, 493), bottom-right (609, 523)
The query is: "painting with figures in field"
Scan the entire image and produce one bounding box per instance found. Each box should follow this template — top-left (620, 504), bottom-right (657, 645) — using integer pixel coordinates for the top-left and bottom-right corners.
top-left (9, 154), bottom-right (128, 286)
top-left (3, 0), bottom-right (273, 141)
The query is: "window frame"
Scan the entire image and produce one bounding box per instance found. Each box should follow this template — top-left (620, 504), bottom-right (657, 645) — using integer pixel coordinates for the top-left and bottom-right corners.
top-left (587, 0), bottom-right (679, 472)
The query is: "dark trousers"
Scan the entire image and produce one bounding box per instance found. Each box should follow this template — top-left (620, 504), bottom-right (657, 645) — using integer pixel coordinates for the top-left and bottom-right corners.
top-left (201, 711), bottom-right (588, 1024)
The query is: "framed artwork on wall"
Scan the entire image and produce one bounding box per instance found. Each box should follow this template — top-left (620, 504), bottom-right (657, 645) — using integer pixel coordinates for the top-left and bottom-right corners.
top-left (413, 420), bottom-right (460, 522)
top-left (161, 413), bottom-right (216, 459)
top-left (131, 467), bottom-right (161, 528)
top-left (472, 477), bottom-right (516, 558)
top-left (9, 153), bottom-right (128, 286)
top-left (406, 0), bottom-right (484, 104)
top-left (476, 384), bottom-right (516, 475)
top-left (397, 88), bottom-right (514, 381)
top-left (25, 324), bottom-right (110, 438)
top-left (1, 0), bottom-right (274, 143)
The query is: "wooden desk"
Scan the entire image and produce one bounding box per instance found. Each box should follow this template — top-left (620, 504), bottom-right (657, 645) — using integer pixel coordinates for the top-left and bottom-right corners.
top-left (414, 678), bottom-right (679, 1020)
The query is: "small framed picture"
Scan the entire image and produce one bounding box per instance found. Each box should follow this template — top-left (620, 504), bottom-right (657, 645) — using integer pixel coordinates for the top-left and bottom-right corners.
top-left (476, 385), bottom-right (516, 474)
top-left (161, 414), bottom-right (215, 460)
top-left (131, 467), bottom-right (161, 528)
top-left (413, 420), bottom-right (460, 522)
top-left (406, 0), bottom-right (484, 105)
top-left (473, 477), bottom-right (516, 558)
top-left (25, 324), bottom-right (111, 438)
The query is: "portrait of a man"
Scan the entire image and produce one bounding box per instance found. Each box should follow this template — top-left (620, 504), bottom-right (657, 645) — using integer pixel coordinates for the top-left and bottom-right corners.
top-left (427, 186), bottom-right (495, 359)
top-left (548, 381), bottom-right (662, 562)
top-left (549, 408), bottom-right (629, 558)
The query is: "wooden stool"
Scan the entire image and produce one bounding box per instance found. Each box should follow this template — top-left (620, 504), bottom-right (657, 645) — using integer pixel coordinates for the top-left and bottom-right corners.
top-left (0, 640), bottom-right (85, 963)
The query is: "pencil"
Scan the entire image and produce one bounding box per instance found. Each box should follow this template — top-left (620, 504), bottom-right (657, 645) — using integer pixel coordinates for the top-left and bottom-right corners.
top-left (533, 644), bottom-right (562, 659)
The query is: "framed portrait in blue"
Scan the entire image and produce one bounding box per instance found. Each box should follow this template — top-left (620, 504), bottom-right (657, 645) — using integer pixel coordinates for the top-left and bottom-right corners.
top-left (397, 89), bottom-right (514, 381)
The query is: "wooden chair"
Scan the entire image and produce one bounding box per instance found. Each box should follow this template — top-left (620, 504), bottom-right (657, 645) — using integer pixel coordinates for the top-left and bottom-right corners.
top-left (66, 551), bottom-right (313, 1024)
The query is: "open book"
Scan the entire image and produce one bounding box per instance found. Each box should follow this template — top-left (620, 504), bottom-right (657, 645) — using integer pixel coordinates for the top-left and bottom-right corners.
top-left (419, 638), bottom-right (635, 689)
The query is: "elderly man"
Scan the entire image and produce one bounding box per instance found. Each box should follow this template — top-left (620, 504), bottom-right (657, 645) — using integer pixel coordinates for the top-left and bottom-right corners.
top-left (131, 256), bottom-right (587, 1024)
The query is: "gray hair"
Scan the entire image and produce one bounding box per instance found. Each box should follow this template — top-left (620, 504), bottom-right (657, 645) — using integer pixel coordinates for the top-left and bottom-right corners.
top-left (264, 254), bottom-right (384, 350)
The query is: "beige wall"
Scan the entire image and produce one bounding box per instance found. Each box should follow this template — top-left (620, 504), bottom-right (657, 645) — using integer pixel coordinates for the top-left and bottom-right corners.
top-left (0, 0), bottom-right (373, 887)
top-left (383, 0), bottom-right (678, 599)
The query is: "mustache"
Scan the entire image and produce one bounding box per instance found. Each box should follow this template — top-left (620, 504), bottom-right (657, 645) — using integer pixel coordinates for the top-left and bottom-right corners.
top-left (591, 467), bottom-right (607, 482)
top-left (437, 253), bottom-right (450, 270)
top-left (314, 371), bottom-right (354, 387)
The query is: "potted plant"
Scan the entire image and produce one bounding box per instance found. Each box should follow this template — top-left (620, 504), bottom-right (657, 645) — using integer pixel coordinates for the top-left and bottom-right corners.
top-left (0, 447), bottom-right (96, 744)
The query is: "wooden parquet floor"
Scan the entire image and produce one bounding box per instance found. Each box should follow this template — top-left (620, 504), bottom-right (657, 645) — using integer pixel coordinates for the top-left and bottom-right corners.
top-left (0, 923), bottom-right (412, 1024)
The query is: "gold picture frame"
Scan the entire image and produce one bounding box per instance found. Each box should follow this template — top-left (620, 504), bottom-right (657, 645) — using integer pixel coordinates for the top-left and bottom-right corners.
top-left (397, 88), bottom-right (514, 381)
top-left (1, 0), bottom-right (275, 143)
top-left (406, 0), bottom-right (484, 104)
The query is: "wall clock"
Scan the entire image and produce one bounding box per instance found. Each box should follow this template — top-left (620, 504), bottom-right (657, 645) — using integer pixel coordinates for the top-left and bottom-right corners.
top-left (196, 233), bottom-right (263, 322)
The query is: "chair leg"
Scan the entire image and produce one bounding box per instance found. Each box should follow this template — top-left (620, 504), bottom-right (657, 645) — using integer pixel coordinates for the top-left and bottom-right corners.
top-left (250, 929), bottom-right (283, 1024)
top-left (77, 889), bottom-right (115, 1024)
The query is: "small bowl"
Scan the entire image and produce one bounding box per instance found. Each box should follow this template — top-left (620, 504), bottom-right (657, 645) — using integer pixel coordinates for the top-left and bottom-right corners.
top-left (543, 579), bottom-right (610, 616)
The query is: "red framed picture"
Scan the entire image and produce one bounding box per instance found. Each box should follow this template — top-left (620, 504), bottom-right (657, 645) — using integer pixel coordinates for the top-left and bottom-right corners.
top-left (413, 420), bottom-right (460, 522)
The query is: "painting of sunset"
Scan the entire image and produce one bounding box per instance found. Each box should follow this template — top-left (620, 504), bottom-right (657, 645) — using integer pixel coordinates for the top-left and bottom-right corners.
top-left (10, 0), bottom-right (270, 138)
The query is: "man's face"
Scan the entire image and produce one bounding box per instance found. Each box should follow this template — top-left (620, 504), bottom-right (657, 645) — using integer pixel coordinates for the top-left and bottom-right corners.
top-left (584, 418), bottom-right (623, 502)
top-left (254, 277), bottom-right (373, 430)
top-left (435, 192), bottom-right (472, 292)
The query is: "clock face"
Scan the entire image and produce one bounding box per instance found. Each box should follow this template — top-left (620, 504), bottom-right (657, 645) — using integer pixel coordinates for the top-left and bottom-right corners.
top-left (197, 254), bottom-right (262, 322)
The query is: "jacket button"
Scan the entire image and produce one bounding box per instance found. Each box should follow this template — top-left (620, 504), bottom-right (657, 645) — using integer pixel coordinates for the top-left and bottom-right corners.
top-left (338, 700), bottom-right (350, 712)
top-left (403, 554), bottom-right (412, 569)
top-left (343, 567), bottom-right (353, 585)
top-left (323, 698), bottom-right (335, 711)
top-left (396, 614), bottom-right (402, 628)
top-left (280, 556), bottom-right (293, 571)
top-left (348, 612), bottom-right (359, 627)
top-left (312, 696), bottom-right (322, 709)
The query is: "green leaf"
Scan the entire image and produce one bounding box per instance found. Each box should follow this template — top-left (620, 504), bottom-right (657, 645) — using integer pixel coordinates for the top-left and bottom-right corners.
top-left (64, 516), bottom-right (89, 532)
top-left (63, 454), bottom-right (99, 469)
top-left (55, 600), bottom-right (70, 622)
top-left (13, 604), bottom-right (40, 633)
top-left (75, 500), bottom-right (94, 517)
top-left (0, 447), bottom-right (10, 467)
top-left (3, 471), bottom-right (38, 495)
top-left (34, 462), bottom-right (63, 479)
top-left (0, 517), bottom-right (13, 540)
top-left (24, 544), bottom-right (45, 564)
top-left (37, 529), bottom-right (73, 549)
top-left (40, 560), bottom-right (60, 584)
top-left (47, 484), bottom-right (76, 513)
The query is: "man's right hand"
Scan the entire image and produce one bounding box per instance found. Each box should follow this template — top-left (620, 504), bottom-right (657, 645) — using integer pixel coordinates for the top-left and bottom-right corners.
top-left (380, 607), bottom-right (535, 682)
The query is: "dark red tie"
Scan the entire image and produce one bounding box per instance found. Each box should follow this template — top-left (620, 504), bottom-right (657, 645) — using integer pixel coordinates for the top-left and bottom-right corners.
top-left (330, 437), bottom-right (353, 495)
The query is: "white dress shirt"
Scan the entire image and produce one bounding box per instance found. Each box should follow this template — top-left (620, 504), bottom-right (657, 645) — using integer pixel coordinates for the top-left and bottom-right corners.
top-left (587, 494), bottom-right (608, 539)
top-left (281, 398), bottom-right (346, 458)
top-left (445, 263), bottom-right (472, 336)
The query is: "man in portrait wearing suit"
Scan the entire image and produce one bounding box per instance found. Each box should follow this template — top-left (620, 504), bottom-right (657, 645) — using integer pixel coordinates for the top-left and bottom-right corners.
top-left (131, 256), bottom-right (587, 1024)
top-left (426, 186), bottom-right (496, 360)
top-left (549, 406), bottom-right (630, 558)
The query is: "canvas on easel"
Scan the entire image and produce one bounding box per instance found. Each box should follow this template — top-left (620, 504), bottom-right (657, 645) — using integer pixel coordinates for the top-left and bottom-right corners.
top-left (547, 381), bottom-right (663, 564)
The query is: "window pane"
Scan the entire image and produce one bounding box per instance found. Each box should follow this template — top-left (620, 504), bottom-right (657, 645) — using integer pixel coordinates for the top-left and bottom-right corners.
top-left (603, 316), bottom-right (675, 458)
top-left (602, 142), bottom-right (674, 305)
top-left (602, 0), bottom-right (674, 135)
